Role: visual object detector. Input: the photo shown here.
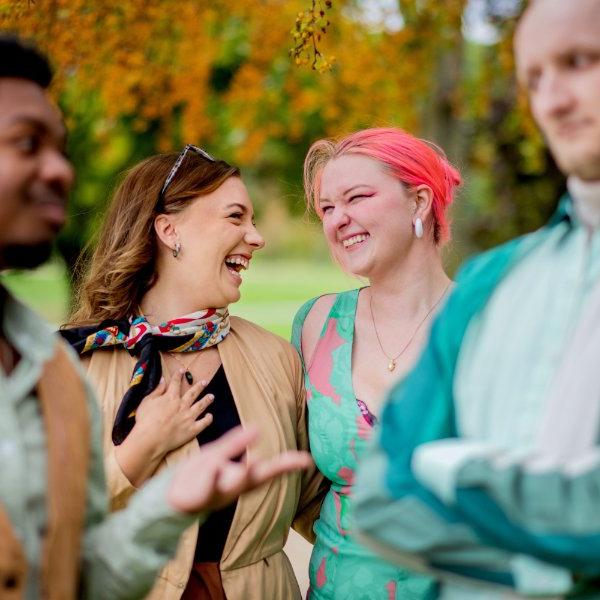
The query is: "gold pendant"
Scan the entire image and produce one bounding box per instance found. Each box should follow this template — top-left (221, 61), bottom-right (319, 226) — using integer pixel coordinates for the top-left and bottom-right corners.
top-left (388, 359), bottom-right (396, 372)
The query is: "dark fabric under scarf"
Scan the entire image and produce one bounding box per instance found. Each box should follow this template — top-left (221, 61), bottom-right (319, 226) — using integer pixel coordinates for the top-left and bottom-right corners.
top-left (194, 364), bottom-right (241, 563)
top-left (60, 309), bottom-right (230, 445)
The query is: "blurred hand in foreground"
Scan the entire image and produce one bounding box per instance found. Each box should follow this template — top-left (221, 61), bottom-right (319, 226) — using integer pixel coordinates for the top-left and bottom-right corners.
top-left (167, 425), bottom-right (312, 514)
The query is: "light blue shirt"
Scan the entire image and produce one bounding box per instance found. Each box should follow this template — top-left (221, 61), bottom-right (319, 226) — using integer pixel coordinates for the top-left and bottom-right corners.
top-left (0, 291), bottom-right (199, 599)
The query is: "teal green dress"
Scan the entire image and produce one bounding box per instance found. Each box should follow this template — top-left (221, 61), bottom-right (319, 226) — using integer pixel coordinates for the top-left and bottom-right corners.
top-left (292, 289), bottom-right (437, 600)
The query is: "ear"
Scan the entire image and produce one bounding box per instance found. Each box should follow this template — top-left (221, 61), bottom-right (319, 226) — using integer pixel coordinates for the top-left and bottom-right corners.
top-left (413, 184), bottom-right (434, 221)
top-left (154, 213), bottom-right (179, 253)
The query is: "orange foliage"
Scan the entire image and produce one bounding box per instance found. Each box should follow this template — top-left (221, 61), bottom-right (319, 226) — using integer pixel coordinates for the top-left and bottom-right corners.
top-left (1, 0), bottom-right (539, 172)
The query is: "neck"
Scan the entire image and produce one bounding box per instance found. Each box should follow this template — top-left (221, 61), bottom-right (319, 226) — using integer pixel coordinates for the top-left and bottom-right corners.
top-left (568, 176), bottom-right (600, 229)
top-left (140, 275), bottom-right (215, 325)
top-left (368, 245), bottom-right (450, 317)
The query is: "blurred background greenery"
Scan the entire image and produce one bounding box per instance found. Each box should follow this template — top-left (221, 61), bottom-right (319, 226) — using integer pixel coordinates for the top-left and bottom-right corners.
top-left (0, 0), bottom-right (562, 335)
top-left (0, 258), bottom-right (357, 337)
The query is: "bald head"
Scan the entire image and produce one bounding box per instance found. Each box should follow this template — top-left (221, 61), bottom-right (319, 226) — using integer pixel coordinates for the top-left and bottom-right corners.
top-left (515, 0), bottom-right (600, 180)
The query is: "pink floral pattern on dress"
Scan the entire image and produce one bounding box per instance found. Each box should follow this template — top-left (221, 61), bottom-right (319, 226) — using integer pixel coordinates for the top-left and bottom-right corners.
top-left (308, 318), bottom-right (344, 405)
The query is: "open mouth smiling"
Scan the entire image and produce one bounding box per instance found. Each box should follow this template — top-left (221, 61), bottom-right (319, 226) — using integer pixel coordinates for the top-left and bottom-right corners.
top-left (224, 254), bottom-right (249, 276)
top-left (342, 233), bottom-right (370, 248)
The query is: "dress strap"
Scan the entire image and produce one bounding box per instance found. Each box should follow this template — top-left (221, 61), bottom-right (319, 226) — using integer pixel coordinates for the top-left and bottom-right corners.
top-left (328, 288), bottom-right (360, 337)
top-left (291, 289), bottom-right (362, 370)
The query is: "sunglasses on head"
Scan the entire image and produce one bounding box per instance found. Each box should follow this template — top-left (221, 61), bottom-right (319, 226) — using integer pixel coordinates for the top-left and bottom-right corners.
top-left (158, 144), bottom-right (215, 205)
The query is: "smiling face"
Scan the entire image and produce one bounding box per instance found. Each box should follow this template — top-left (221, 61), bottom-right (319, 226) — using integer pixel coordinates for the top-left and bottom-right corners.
top-left (318, 154), bottom-right (416, 279)
top-left (160, 176), bottom-right (264, 308)
top-left (515, 0), bottom-right (600, 180)
top-left (0, 78), bottom-right (74, 268)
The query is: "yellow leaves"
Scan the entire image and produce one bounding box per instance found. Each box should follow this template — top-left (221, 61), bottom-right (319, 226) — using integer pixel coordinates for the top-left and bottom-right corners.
top-left (290, 0), bottom-right (335, 72)
top-left (1, 0), bottom-right (538, 175)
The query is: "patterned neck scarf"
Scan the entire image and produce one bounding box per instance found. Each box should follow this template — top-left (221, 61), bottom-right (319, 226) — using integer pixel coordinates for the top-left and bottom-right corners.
top-left (60, 309), bottom-right (230, 445)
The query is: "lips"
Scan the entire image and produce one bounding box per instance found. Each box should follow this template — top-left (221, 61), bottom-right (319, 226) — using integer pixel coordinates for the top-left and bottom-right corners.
top-left (30, 186), bottom-right (68, 230)
top-left (554, 120), bottom-right (593, 139)
top-left (37, 199), bottom-right (67, 230)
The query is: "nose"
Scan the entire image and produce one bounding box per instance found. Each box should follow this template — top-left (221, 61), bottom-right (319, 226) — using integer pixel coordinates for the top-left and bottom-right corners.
top-left (39, 148), bottom-right (75, 197)
top-left (533, 70), bottom-right (576, 122)
top-left (330, 205), bottom-right (350, 230)
top-left (245, 223), bottom-right (265, 250)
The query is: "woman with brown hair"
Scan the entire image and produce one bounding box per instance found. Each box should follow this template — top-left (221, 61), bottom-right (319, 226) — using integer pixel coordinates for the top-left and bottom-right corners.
top-left (61, 146), bottom-right (324, 599)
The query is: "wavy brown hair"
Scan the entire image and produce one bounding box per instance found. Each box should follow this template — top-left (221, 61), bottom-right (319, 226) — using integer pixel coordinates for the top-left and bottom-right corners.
top-left (67, 152), bottom-right (239, 326)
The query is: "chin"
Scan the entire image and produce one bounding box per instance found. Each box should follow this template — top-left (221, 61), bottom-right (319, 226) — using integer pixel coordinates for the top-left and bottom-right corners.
top-left (0, 242), bottom-right (53, 270)
top-left (341, 259), bottom-right (373, 279)
top-left (220, 287), bottom-right (241, 307)
top-left (228, 291), bottom-right (241, 305)
top-left (554, 145), bottom-right (600, 180)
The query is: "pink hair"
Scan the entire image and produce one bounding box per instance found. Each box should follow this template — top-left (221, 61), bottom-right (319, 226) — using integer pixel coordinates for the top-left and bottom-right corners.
top-left (303, 127), bottom-right (461, 244)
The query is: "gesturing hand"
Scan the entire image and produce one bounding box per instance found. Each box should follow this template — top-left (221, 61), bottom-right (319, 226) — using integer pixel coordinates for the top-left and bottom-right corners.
top-left (167, 425), bottom-right (312, 514)
top-left (135, 369), bottom-right (213, 455)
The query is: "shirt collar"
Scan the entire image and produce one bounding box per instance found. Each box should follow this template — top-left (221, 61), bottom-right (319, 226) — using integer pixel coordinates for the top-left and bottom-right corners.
top-left (548, 193), bottom-right (575, 228)
top-left (1, 286), bottom-right (57, 365)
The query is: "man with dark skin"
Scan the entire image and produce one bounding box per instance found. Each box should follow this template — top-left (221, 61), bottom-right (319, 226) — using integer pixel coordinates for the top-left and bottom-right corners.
top-left (354, 1), bottom-right (600, 598)
top-left (0, 36), bottom-right (310, 600)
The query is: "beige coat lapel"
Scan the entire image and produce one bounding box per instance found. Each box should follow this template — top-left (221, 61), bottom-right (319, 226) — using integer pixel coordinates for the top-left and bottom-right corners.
top-left (218, 321), bottom-right (299, 568)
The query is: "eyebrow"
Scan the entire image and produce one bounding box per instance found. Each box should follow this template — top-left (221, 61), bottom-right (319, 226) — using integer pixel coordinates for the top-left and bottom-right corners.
top-left (319, 184), bottom-right (372, 204)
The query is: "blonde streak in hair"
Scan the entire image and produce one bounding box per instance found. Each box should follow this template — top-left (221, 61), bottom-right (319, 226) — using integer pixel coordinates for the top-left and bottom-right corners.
top-left (303, 139), bottom-right (336, 216)
top-left (302, 139), bottom-right (361, 277)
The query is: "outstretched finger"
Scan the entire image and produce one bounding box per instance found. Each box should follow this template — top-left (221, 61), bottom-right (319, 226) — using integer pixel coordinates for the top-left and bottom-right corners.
top-left (214, 451), bottom-right (312, 501)
top-left (245, 451), bottom-right (312, 489)
top-left (202, 425), bottom-right (259, 461)
top-left (182, 379), bottom-right (208, 408)
top-left (193, 413), bottom-right (213, 436)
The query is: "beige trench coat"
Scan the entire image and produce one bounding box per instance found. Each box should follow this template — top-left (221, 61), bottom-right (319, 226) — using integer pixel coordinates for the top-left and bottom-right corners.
top-left (82, 316), bottom-right (325, 600)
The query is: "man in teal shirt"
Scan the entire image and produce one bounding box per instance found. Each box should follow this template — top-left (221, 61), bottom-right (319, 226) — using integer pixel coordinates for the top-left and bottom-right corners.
top-left (355, 1), bottom-right (600, 597)
top-left (0, 36), bottom-right (310, 599)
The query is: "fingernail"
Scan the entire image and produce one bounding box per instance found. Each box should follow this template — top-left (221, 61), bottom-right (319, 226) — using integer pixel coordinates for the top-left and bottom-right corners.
top-left (201, 380), bottom-right (207, 386)
top-left (160, 376), bottom-right (165, 384)
top-left (206, 394), bottom-right (214, 401)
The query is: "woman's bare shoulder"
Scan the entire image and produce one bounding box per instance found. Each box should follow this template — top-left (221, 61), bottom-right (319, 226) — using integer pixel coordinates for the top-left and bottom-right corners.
top-left (300, 293), bottom-right (337, 366)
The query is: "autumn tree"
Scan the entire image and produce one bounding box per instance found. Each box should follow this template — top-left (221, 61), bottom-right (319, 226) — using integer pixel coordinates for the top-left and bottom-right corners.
top-left (0, 0), bottom-right (562, 276)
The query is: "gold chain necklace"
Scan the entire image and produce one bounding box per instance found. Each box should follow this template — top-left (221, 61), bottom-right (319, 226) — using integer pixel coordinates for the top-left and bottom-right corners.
top-left (165, 351), bottom-right (203, 385)
top-left (369, 282), bottom-right (451, 373)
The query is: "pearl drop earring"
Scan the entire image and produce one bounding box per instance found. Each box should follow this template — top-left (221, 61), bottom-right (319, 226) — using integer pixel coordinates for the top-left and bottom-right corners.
top-left (414, 217), bottom-right (424, 239)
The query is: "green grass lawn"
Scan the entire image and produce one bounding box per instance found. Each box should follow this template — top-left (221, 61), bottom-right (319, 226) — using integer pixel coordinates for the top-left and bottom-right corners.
top-left (1, 257), bottom-right (358, 339)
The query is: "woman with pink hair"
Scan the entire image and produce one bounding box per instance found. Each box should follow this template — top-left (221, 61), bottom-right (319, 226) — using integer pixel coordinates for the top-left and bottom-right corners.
top-left (292, 127), bottom-right (461, 599)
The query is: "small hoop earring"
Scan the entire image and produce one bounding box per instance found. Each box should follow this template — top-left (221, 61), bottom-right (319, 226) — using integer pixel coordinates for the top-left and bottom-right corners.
top-left (172, 241), bottom-right (181, 258)
top-left (414, 217), bottom-right (424, 239)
